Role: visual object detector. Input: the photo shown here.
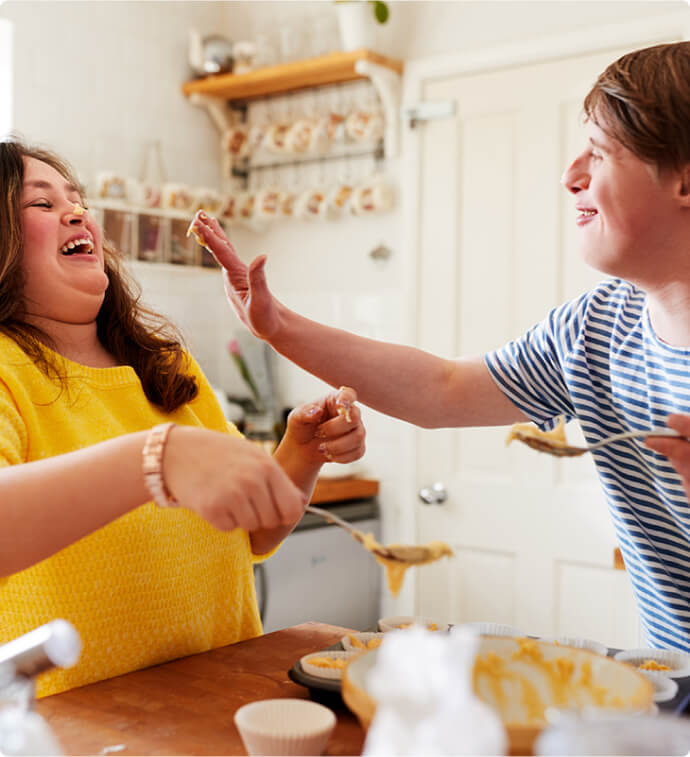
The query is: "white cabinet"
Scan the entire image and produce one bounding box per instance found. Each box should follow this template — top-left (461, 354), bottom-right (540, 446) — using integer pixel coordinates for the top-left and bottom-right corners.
top-left (257, 518), bottom-right (381, 633)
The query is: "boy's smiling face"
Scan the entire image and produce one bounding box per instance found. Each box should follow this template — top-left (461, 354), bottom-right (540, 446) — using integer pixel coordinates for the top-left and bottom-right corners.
top-left (561, 118), bottom-right (685, 285)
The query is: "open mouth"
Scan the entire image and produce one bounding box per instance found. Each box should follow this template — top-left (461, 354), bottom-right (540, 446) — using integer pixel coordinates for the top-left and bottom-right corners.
top-left (60, 238), bottom-right (94, 256)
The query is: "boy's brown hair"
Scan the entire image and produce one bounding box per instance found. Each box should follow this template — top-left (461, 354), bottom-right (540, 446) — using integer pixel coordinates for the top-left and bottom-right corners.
top-left (584, 41), bottom-right (690, 172)
top-left (0, 138), bottom-right (198, 412)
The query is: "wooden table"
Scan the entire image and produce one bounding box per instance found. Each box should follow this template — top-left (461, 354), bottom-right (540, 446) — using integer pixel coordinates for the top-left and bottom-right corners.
top-left (36, 622), bottom-right (365, 756)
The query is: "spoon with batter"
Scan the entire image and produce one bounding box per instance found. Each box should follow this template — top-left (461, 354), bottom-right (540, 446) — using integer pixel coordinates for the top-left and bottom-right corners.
top-left (507, 419), bottom-right (684, 458)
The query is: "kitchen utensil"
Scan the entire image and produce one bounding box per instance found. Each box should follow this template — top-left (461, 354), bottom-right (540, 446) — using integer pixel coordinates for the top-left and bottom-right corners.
top-left (305, 505), bottom-right (432, 563)
top-left (188, 29), bottom-right (234, 77)
top-left (512, 426), bottom-right (684, 457)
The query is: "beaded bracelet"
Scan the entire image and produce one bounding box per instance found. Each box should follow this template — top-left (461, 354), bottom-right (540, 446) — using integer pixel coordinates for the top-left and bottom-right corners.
top-left (142, 422), bottom-right (179, 508)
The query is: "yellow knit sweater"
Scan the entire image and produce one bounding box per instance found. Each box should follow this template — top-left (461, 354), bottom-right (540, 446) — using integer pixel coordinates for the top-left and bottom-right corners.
top-left (0, 333), bottom-right (264, 697)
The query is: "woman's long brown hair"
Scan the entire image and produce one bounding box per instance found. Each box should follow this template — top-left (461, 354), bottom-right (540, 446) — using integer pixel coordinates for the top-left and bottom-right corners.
top-left (0, 138), bottom-right (198, 412)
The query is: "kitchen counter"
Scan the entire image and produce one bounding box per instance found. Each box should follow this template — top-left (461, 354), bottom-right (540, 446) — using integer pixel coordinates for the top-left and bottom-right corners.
top-left (311, 477), bottom-right (379, 505)
top-left (36, 622), bottom-right (365, 756)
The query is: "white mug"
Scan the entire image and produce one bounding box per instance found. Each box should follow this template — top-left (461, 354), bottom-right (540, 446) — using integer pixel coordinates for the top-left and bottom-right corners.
top-left (161, 183), bottom-right (195, 212)
top-left (285, 120), bottom-right (314, 154)
top-left (224, 127), bottom-right (250, 159)
top-left (294, 187), bottom-right (328, 220)
top-left (345, 110), bottom-right (384, 142)
top-left (326, 183), bottom-right (354, 216)
top-left (96, 172), bottom-right (126, 200)
top-left (310, 113), bottom-right (345, 153)
top-left (254, 187), bottom-right (283, 221)
top-left (281, 191), bottom-right (297, 218)
top-left (191, 187), bottom-right (222, 214)
top-left (219, 193), bottom-right (239, 224)
top-left (349, 180), bottom-right (394, 215)
top-left (236, 192), bottom-right (256, 225)
top-left (263, 123), bottom-right (290, 153)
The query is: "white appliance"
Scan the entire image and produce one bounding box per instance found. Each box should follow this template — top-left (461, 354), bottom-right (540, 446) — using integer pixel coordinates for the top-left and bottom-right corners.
top-left (255, 502), bottom-right (380, 633)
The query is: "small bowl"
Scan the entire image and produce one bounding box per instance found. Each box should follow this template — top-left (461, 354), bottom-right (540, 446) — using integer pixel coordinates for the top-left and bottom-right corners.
top-left (300, 650), bottom-right (357, 680)
top-left (541, 635), bottom-right (608, 657)
top-left (614, 648), bottom-right (690, 678)
top-left (341, 632), bottom-right (384, 652)
top-left (638, 670), bottom-right (679, 703)
top-left (234, 698), bottom-right (336, 756)
top-left (378, 615), bottom-right (449, 633)
top-left (464, 621), bottom-right (524, 638)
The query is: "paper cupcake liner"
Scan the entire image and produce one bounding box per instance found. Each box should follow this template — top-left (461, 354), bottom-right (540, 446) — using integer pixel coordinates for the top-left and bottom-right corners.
top-left (234, 698), bottom-right (335, 756)
top-left (542, 636), bottom-right (609, 656)
top-left (377, 616), bottom-right (449, 633)
top-left (341, 632), bottom-right (384, 652)
top-left (464, 621), bottom-right (525, 638)
top-left (300, 650), bottom-right (357, 680)
top-left (613, 648), bottom-right (690, 678)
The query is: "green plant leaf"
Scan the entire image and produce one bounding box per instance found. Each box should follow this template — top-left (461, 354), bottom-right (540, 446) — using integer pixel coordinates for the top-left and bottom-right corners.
top-left (372, 0), bottom-right (389, 24)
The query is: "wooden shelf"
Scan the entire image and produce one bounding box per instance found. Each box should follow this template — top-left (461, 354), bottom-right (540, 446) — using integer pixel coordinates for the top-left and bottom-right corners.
top-left (181, 49), bottom-right (403, 102)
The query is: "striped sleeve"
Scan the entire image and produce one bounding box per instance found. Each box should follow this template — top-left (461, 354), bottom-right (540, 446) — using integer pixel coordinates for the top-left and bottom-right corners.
top-left (0, 381), bottom-right (27, 467)
top-left (484, 291), bottom-right (591, 429)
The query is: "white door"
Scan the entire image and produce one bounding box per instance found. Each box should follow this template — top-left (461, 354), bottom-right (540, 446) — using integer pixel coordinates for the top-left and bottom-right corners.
top-left (412, 40), bottom-right (677, 649)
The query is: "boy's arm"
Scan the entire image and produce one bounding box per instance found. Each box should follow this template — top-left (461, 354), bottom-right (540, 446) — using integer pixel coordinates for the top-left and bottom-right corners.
top-left (271, 306), bottom-right (528, 428)
top-left (191, 212), bottom-right (528, 429)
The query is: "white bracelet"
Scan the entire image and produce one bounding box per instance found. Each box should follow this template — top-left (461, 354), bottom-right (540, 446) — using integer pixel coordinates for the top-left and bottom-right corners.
top-left (142, 422), bottom-right (179, 508)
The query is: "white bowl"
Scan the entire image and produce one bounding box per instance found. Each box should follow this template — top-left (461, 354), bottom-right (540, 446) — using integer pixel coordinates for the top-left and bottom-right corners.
top-left (638, 670), bottom-right (679, 703)
top-left (377, 615), bottom-right (449, 633)
top-left (300, 650), bottom-right (357, 680)
top-left (234, 698), bottom-right (336, 756)
top-left (614, 647), bottom-right (690, 678)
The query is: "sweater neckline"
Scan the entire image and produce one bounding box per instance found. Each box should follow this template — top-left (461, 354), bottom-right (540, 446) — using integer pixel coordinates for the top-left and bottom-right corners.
top-left (32, 341), bottom-right (139, 387)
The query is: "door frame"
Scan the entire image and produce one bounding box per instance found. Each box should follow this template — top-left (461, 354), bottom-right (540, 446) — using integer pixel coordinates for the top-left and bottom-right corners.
top-left (395, 9), bottom-right (690, 615)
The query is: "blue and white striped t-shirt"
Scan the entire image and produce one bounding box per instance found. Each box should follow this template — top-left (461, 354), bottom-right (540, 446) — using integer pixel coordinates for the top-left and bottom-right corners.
top-left (485, 278), bottom-right (690, 651)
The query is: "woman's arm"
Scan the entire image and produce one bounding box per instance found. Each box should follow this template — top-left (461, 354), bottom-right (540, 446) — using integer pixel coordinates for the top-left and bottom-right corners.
top-left (0, 426), bottom-right (307, 576)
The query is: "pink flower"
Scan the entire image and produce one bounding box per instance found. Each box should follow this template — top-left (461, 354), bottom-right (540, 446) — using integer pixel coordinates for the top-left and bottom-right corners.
top-left (228, 339), bottom-right (240, 356)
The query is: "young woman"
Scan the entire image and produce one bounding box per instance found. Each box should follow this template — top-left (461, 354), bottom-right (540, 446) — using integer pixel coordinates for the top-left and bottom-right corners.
top-left (193, 42), bottom-right (690, 653)
top-left (0, 139), bottom-right (365, 696)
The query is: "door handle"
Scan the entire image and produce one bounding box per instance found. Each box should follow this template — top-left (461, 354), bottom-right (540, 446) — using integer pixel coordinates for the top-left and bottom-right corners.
top-left (418, 482), bottom-right (448, 505)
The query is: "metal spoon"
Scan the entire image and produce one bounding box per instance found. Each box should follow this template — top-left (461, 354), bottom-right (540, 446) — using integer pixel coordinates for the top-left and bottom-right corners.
top-left (511, 426), bottom-right (684, 458)
top-left (305, 505), bottom-right (433, 564)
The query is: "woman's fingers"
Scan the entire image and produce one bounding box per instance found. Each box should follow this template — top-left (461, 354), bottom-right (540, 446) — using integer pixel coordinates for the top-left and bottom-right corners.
top-left (318, 426), bottom-right (366, 462)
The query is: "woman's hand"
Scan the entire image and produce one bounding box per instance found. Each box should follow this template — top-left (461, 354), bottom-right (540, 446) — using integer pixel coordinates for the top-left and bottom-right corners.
top-left (282, 386), bottom-right (366, 468)
top-left (191, 211), bottom-right (281, 341)
top-left (645, 414), bottom-right (690, 500)
top-left (272, 386), bottom-right (366, 502)
top-left (163, 426), bottom-right (307, 533)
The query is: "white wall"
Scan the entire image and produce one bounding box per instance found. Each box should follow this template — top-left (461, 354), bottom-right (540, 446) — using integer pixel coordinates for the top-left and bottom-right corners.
top-left (0, 1), bottom-right (223, 187)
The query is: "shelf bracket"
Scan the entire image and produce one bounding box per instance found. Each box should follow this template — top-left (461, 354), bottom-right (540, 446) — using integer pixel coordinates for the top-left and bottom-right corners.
top-left (188, 92), bottom-right (236, 133)
top-left (354, 59), bottom-right (401, 160)
top-left (189, 92), bottom-right (241, 184)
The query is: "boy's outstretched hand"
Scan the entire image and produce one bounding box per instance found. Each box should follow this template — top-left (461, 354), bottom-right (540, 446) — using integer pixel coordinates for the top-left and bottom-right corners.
top-left (646, 414), bottom-right (690, 501)
top-left (189, 211), bottom-right (281, 341)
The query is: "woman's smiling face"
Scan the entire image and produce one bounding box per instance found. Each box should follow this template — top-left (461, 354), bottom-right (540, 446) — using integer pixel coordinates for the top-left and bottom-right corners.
top-left (20, 157), bottom-right (109, 323)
